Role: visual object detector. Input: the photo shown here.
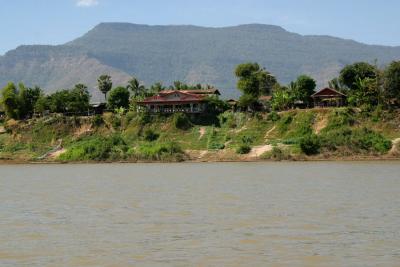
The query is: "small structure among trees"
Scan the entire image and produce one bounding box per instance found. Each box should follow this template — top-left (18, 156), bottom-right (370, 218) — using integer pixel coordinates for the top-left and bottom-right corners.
top-left (312, 88), bottom-right (347, 107)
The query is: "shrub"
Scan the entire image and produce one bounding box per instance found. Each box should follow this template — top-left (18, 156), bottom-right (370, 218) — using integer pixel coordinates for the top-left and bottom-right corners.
top-left (267, 111), bottom-right (280, 122)
top-left (59, 135), bottom-right (128, 161)
top-left (173, 113), bottom-right (192, 130)
top-left (277, 114), bottom-right (293, 134)
top-left (207, 127), bottom-right (225, 150)
top-left (241, 135), bottom-right (253, 145)
top-left (92, 115), bottom-right (104, 127)
top-left (351, 128), bottom-right (392, 153)
top-left (125, 111), bottom-right (136, 123)
top-left (261, 146), bottom-right (291, 161)
top-left (324, 108), bottom-right (355, 131)
top-left (319, 127), bottom-right (352, 151)
top-left (131, 142), bottom-right (184, 161)
top-left (111, 116), bottom-right (121, 129)
top-left (138, 112), bottom-right (151, 125)
top-left (300, 134), bottom-right (321, 155)
top-left (219, 112), bottom-right (237, 128)
top-left (143, 129), bottom-right (159, 142)
top-left (236, 144), bottom-right (251, 154)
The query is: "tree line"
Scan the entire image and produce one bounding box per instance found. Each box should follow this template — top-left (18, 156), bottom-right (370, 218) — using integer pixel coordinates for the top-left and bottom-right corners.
top-left (235, 60), bottom-right (400, 111)
top-left (1, 60), bottom-right (399, 119)
top-left (0, 75), bottom-right (220, 120)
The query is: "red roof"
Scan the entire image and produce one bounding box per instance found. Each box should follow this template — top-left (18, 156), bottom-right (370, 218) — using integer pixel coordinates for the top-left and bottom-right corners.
top-left (138, 90), bottom-right (206, 104)
top-left (312, 88), bottom-right (347, 97)
top-left (159, 89), bottom-right (220, 95)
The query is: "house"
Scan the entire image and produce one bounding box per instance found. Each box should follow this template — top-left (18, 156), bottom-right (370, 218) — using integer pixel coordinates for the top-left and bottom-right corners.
top-left (137, 89), bottom-right (219, 113)
top-left (312, 88), bottom-right (347, 107)
top-left (258, 95), bottom-right (272, 111)
top-left (227, 99), bottom-right (238, 111)
top-left (90, 102), bottom-right (108, 114)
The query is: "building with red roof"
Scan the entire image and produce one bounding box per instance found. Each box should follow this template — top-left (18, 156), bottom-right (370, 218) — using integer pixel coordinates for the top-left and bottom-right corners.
top-left (137, 89), bottom-right (218, 113)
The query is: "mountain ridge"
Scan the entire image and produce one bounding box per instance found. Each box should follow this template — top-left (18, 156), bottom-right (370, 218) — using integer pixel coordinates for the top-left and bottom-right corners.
top-left (1, 22), bottom-right (400, 99)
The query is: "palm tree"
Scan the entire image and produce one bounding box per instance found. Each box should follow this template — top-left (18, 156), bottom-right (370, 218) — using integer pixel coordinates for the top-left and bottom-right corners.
top-left (328, 78), bottom-right (345, 91)
top-left (97, 75), bottom-right (112, 101)
top-left (127, 76), bottom-right (146, 98)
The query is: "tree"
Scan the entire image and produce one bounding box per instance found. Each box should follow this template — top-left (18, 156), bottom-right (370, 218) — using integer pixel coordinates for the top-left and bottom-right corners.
top-left (97, 75), bottom-right (112, 101)
top-left (47, 90), bottom-right (70, 113)
top-left (44, 85), bottom-right (90, 114)
top-left (271, 86), bottom-right (294, 111)
top-left (292, 75), bottom-right (316, 106)
top-left (150, 82), bottom-right (165, 95)
top-left (107, 87), bottom-right (130, 110)
top-left (238, 94), bottom-right (259, 111)
top-left (1, 82), bottom-right (20, 119)
top-left (34, 96), bottom-right (50, 114)
top-left (328, 78), bottom-right (345, 92)
top-left (205, 95), bottom-right (229, 113)
top-left (67, 84), bottom-right (90, 113)
top-left (235, 62), bottom-right (276, 97)
top-left (258, 71), bottom-right (277, 96)
top-left (127, 76), bottom-right (146, 98)
top-left (351, 77), bottom-right (380, 108)
top-left (384, 61), bottom-right (400, 103)
top-left (339, 62), bottom-right (376, 90)
top-left (18, 84), bottom-right (43, 118)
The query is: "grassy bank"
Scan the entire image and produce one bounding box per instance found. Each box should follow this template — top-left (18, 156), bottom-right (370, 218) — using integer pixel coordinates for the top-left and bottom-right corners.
top-left (0, 108), bottom-right (400, 163)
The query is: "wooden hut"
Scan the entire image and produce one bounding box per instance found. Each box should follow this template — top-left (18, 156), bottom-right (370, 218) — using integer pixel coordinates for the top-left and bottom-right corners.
top-left (312, 88), bottom-right (347, 107)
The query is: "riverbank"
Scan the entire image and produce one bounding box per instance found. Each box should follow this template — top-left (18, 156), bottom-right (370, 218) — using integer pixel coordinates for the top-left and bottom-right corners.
top-left (1, 108), bottom-right (400, 163)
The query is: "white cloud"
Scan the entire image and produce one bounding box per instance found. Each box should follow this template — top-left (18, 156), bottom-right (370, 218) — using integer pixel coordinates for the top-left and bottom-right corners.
top-left (76, 0), bottom-right (99, 7)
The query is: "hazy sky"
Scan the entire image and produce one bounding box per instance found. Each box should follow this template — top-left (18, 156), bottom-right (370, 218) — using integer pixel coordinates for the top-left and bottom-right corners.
top-left (1, 0), bottom-right (399, 54)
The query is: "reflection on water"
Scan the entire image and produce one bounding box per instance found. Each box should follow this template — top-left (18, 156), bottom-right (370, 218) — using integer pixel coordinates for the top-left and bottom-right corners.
top-left (0, 162), bottom-right (399, 266)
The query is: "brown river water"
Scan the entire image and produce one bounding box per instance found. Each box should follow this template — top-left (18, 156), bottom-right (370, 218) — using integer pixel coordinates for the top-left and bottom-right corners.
top-left (0, 162), bottom-right (399, 267)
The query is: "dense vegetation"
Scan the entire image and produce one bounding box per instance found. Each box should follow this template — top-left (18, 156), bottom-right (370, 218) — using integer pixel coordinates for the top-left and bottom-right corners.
top-left (0, 107), bottom-right (398, 162)
top-left (0, 59), bottom-right (400, 162)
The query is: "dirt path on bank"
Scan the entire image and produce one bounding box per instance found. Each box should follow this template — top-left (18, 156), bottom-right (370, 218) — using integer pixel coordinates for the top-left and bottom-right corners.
top-left (264, 126), bottom-right (276, 140)
top-left (313, 114), bottom-right (328, 134)
top-left (390, 138), bottom-right (400, 155)
top-left (246, 145), bottom-right (273, 159)
top-left (198, 127), bottom-right (206, 139)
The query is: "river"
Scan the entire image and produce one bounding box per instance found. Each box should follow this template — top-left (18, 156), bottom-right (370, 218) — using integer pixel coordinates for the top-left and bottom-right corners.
top-left (0, 162), bottom-right (399, 266)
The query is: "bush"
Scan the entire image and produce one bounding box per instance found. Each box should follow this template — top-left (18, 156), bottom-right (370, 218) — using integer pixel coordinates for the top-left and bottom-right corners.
top-left (351, 128), bottom-right (392, 153)
top-left (300, 134), bottom-right (321, 155)
top-left (125, 111), bottom-right (136, 123)
top-left (219, 112), bottom-right (237, 128)
top-left (319, 125), bottom-right (392, 154)
top-left (207, 127), bottom-right (225, 150)
top-left (92, 115), bottom-right (104, 127)
top-left (173, 113), bottom-right (192, 130)
top-left (319, 127), bottom-right (352, 151)
top-left (138, 112), bottom-right (151, 125)
top-left (143, 129), bottom-right (159, 142)
top-left (59, 135), bottom-right (128, 161)
top-left (236, 144), bottom-right (251, 154)
top-left (261, 146), bottom-right (291, 161)
top-left (130, 142), bottom-right (184, 161)
top-left (111, 115), bottom-right (121, 129)
top-left (267, 111), bottom-right (280, 122)
top-left (324, 108), bottom-right (355, 131)
top-left (277, 114), bottom-right (293, 134)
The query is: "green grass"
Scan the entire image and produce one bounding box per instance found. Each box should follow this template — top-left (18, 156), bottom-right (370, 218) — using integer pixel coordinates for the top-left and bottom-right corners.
top-left (1, 108), bottom-right (399, 161)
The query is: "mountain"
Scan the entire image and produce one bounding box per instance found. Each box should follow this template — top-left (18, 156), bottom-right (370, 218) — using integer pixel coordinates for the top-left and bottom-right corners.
top-left (1, 23), bottom-right (400, 99)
